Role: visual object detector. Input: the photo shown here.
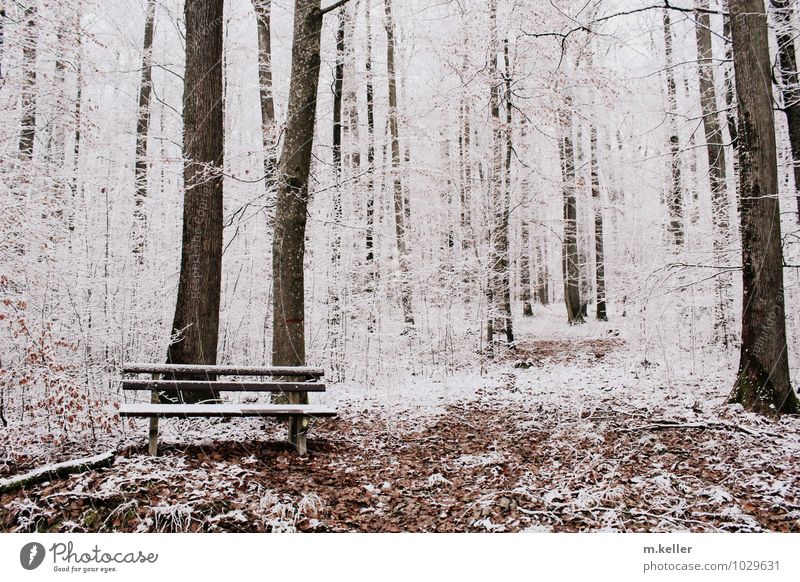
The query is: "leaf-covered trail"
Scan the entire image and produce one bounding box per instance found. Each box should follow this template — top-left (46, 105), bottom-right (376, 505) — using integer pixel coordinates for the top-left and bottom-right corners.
top-left (2, 335), bottom-right (799, 532)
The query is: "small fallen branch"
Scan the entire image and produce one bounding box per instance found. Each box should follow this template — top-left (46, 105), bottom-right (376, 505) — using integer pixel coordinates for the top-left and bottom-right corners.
top-left (0, 451), bottom-right (116, 495)
top-left (618, 421), bottom-right (777, 438)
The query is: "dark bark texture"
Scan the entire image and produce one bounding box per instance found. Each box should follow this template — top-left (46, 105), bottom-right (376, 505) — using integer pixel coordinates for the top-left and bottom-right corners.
top-left (770, 0), bottom-right (800, 222)
top-left (18, 2), bottom-right (37, 160)
top-left (384, 0), bottom-right (414, 327)
top-left (253, 0), bottom-right (278, 202)
top-left (166, 0), bottom-right (225, 403)
top-left (133, 0), bottom-right (156, 264)
top-left (590, 125), bottom-right (607, 321)
top-left (272, 0), bottom-right (323, 370)
top-left (729, 0), bottom-right (799, 415)
top-left (365, 0), bottom-right (376, 269)
top-left (662, 8), bottom-right (685, 246)
top-left (559, 98), bottom-right (584, 324)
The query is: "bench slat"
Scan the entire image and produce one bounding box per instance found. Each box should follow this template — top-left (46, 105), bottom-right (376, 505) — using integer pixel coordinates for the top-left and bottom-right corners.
top-left (119, 403), bottom-right (338, 418)
top-left (123, 363), bottom-right (324, 377)
top-left (122, 380), bottom-right (325, 393)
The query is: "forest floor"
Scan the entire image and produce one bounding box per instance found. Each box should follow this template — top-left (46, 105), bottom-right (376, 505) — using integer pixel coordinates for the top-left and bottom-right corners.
top-left (2, 314), bottom-right (800, 532)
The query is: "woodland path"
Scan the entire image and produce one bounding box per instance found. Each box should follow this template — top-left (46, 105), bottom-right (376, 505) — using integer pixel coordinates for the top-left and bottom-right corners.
top-left (2, 335), bottom-right (799, 532)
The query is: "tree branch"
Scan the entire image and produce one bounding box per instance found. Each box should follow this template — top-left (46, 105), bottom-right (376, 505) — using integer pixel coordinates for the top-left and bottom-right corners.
top-left (522, 1), bottom-right (728, 42)
top-left (319, 0), bottom-right (351, 16)
top-left (0, 451), bottom-right (116, 494)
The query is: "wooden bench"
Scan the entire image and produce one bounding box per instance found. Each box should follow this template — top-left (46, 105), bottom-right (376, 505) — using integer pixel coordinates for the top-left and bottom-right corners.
top-left (119, 363), bottom-right (337, 456)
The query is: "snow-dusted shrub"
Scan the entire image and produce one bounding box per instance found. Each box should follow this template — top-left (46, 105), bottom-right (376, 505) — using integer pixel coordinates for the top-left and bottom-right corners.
top-left (0, 276), bottom-right (115, 449)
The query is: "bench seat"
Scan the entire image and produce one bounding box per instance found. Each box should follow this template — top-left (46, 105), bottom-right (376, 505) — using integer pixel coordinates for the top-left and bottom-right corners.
top-left (120, 403), bottom-right (338, 418)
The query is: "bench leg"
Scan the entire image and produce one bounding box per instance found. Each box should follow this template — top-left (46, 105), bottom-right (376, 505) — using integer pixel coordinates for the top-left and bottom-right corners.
top-left (286, 390), bottom-right (309, 456)
top-left (148, 417), bottom-right (159, 456)
top-left (148, 379), bottom-right (159, 456)
top-left (288, 416), bottom-right (308, 456)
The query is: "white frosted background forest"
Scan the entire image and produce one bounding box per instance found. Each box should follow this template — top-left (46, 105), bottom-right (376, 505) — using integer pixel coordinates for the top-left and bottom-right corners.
top-left (1, 0), bottom-right (799, 534)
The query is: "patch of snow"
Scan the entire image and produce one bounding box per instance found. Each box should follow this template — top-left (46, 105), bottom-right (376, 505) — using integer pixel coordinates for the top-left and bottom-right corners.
top-left (453, 451), bottom-right (504, 468)
top-left (699, 486), bottom-right (733, 504)
top-left (425, 473), bottom-right (453, 488)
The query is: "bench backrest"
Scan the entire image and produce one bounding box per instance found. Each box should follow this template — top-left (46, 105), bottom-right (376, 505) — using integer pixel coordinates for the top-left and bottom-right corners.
top-left (123, 363), bottom-right (324, 378)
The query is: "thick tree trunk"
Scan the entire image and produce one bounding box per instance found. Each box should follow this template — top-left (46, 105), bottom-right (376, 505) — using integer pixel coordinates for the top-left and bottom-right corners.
top-left (590, 125), bottom-right (607, 321)
top-left (253, 0), bottom-right (278, 203)
top-left (728, 0), bottom-right (799, 415)
top-left (18, 1), bottom-right (37, 160)
top-left (166, 0), bottom-right (225, 404)
top-left (696, 0), bottom-right (733, 346)
top-left (770, 0), bottom-right (800, 222)
top-left (272, 0), bottom-right (323, 370)
top-left (662, 8), bottom-right (685, 247)
top-left (384, 0), bottom-right (414, 328)
top-left (132, 0), bottom-right (156, 265)
top-left (559, 97), bottom-right (584, 324)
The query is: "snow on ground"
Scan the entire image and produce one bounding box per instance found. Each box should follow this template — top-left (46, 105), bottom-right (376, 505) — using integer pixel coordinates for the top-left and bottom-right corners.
top-left (1, 307), bottom-right (799, 532)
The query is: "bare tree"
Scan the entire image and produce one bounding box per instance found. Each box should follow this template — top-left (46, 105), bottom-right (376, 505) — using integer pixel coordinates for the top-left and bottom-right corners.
top-left (590, 125), bottom-right (607, 321)
top-left (272, 0), bottom-right (332, 445)
top-left (485, 0), bottom-right (513, 350)
top-left (384, 0), bottom-right (414, 328)
top-left (132, 0), bottom-right (156, 264)
top-left (695, 0), bottom-right (733, 346)
top-left (364, 0), bottom-right (376, 271)
top-left (722, 0), bottom-right (740, 206)
top-left (68, 7), bottom-right (83, 244)
top-left (18, 1), bottom-right (37, 160)
top-left (501, 36), bottom-right (514, 342)
top-left (770, 0), bottom-right (800, 222)
top-left (728, 0), bottom-right (799, 415)
top-left (165, 0), bottom-right (225, 403)
top-left (252, 0), bottom-right (278, 201)
top-left (559, 94), bottom-right (584, 324)
top-left (327, 6), bottom-right (346, 378)
top-left (536, 232), bottom-right (550, 306)
top-left (459, 91), bottom-right (473, 253)
top-left (0, 6), bottom-right (5, 81)
top-left (662, 7), bottom-right (685, 246)
top-left (520, 220), bottom-right (533, 316)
